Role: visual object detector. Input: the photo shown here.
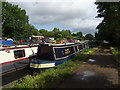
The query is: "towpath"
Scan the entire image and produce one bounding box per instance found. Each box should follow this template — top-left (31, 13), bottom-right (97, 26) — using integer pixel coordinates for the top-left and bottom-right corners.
top-left (57, 47), bottom-right (119, 88)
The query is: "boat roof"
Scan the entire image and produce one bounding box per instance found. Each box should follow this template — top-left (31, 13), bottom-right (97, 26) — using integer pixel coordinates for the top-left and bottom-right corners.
top-left (0, 44), bottom-right (38, 50)
top-left (44, 41), bottom-right (88, 46)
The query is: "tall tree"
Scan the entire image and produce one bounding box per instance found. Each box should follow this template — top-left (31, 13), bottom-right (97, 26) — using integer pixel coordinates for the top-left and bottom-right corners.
top-left (85, 34), bottom-right (95, 40)
top-left (23, 24), bottom-right (40, 38)
top-left (76, 32), bottom-right (83, 40)
top-left (2, 2), bottom-right (29, 39)
top-left (76, 32), bottom-right (83, 38)
top-left (0, 2), bottom-right (2, 38)
top-left (52, 28), bottom-right (60, 38)
top-left (47, 31), bottom-right (54, 37)
top-left (61, 29), bottom-right (72, 38)
top-left (72, 32), bottom-right (84, 40)
top-left (39, 29), bottom-right (48, 37)
top-left (95, 2), bottom-right (120, 46)
top-left (2, 2), bottom-right (39, 39)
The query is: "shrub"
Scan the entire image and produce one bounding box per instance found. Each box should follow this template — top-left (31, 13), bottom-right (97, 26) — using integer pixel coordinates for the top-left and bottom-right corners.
top-left (111, 47), bottom-right (120, 71)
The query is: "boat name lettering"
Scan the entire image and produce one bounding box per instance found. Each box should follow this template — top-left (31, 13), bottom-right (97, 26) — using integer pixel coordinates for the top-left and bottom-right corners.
top-left (65, 49), bottom-right (70, 54)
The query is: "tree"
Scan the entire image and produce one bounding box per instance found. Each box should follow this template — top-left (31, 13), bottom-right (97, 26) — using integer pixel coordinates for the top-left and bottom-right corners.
top-left (72, 33), bottom-right (77, 37)
top-left (32, 29), bottom-right (40, 36)
top-left (76, 32), bottom-right (83, 40)
top-left (47, 31), bottom-right (54, 37)
top-left (76, 32), bottom-right (83, 38)
top-left (95, 2), bottom-right (120, 46)
top-left (2, 2), bottom-right (29, 39)
top-left (72, 32), bottom-right (84, 40)
top-left (0, 2), bottom-right (2, 38)
top-left (52, 28), bottom-right (60, 38)
top-left (56, 33), bottom-right (62, 39)
top-left (39, 29), bottom-right (48, 37)
top-left (2, 2), bottom-right (39, 39)
top-left (0, 25), bottom-right (2, 38)
top-left (95, 32), bottom-right (99, 40)
top-left (23, 24), bottom-right (40, 38)
top-left (85, 34), bottom-right (95, 40)
top-left (61, 29), bottom-right (72, 38)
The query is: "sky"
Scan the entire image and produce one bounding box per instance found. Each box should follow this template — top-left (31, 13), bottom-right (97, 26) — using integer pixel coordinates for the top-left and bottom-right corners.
top-left (6, 0), bottom-right (103, 35)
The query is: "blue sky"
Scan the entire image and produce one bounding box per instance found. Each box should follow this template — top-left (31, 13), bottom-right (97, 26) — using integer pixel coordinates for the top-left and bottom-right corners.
top-left (31, 23), bottom-right (73, 31)
top-left (7, 0), bottom-right (103, 35)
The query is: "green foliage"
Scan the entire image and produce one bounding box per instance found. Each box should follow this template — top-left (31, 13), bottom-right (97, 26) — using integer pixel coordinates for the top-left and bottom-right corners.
top-left (85, 33), bottom-right (95, 40)
top-left (23, 24), bottom-right (40, 38)
top-left (53, 28), bottom-right (60, 38)
top-left (39, 28), bottom-right (73, 40)
top-left (11, 61), bottom-right (77, 88)
top-left (110, 47), bottom-right (120, 71)
top-left (61, 29), bottom-right (71, 38)
top-left (2, 2), bottom-right (40, 39)
top-left (76, 32), bottom-right (83, 38)
top-left (72, 32), bottom-right (84, 40)
top-left (0, 25), bottom-right (2, 37)
top-left (2, 2), bottom-right (28, 39)
top-left (38, 28), bottom-right (87, 40)
top-left (95, 2), bottom-right (120, 46)
top-left (39, 29), bottom-right (48, 37)
top-left (72, 36), bottom-right (78, 39)
top-left (9, 48), bottom-right (97, 88)
top-left (0, 2), bottom-right (2, 37)
top-left (47, 31), bottom-right (54, 37)
top-left (56, 33), bottom-right (62, 38)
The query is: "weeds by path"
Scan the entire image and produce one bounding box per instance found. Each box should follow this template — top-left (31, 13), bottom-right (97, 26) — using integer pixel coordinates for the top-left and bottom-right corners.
top-left (110, 47), bottom-right (120, 71)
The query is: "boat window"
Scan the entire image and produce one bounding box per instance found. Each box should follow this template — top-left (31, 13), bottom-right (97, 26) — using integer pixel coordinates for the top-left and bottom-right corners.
top-left (75, 46), bottom-right (78, 52)
top-left (14, 50), bottom-right (25, 59)
top-left (79, 44), bottom-right (83, 50)
top-left (84, 43), bottom-right (86, 48)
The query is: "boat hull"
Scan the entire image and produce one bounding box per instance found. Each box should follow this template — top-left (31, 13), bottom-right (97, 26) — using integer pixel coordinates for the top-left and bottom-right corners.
top-left (0, 45), bottom-right (38, 75)
top-left (1, 58), bottom-right (29, 75)
top-left (30, 56), bottom-right (72, 68)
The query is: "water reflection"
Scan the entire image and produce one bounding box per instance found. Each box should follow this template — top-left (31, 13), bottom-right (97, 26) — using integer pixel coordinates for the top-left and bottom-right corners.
top-left (75, 70), bottom-right (95, 80)
top-left (88, 59), bottom-right (95, 63)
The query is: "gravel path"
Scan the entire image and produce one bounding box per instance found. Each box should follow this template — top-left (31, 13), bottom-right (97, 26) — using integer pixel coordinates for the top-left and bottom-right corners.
top-left (57, 48), bottom-right (119, 88)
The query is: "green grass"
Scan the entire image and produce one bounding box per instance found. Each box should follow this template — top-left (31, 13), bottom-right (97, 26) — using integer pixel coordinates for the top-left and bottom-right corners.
top-left (8, 48), bottom-right (97, 88)
top-left (110, 47), bottom-right (120, 71)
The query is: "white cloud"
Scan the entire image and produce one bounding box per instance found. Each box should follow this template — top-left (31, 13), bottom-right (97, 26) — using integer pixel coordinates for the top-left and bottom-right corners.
top-left (6, 0), bottom-right (102, 34)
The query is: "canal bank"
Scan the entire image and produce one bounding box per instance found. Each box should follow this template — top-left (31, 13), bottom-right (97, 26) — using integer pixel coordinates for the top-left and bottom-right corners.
top-left (4, 48), bottom-right (96, 88)
top-left (58, 48), bottom-right (119, 88)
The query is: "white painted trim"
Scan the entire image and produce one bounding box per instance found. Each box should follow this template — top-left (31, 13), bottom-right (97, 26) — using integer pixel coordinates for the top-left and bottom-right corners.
top-left (52, 47), bottom-right (56, 60)
top-left (30, 63), bottom-right (55, 68)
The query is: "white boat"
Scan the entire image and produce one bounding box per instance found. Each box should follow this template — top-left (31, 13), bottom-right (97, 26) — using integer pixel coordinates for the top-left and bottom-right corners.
top-left (0, 44), bottom-right (38, 75)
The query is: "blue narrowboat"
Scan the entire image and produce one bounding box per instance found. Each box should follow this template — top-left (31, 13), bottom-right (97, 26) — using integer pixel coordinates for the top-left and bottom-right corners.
top-left (30, 41), bottom-right (89, 68)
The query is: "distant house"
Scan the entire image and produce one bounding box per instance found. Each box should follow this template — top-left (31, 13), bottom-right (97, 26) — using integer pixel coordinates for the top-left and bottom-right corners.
top-left (48, 37), bottom-right (55, 40)
top-left (31, 35), bottom-right (44, 40)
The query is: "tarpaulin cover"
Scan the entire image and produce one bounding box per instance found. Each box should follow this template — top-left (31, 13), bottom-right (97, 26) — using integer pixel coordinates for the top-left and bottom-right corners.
top-left (0, 40), bottom-right (14, 45)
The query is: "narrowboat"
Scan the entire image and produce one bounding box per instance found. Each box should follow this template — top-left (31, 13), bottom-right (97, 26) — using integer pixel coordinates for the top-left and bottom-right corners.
top-left (30, 41), bottom-right (89, 68)
top-left (0, 44), bottom-right (38, 75)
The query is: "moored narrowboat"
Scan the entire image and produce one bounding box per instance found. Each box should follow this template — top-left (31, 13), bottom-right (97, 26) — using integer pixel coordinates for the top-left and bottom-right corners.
top-left (30, 41), bottom-right (89, 68)
top-left (0, 44), bottom-right (38, 75)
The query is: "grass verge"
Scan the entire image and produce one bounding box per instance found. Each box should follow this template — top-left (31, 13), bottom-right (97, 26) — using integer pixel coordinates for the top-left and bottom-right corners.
top-left (110, 47), bottom-right (120, 71)
top-left (8, 48), bottom-right (97, 88)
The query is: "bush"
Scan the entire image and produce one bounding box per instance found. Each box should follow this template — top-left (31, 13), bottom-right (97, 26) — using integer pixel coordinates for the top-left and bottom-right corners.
top-left (111, 47), bottom-right (120, 71)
